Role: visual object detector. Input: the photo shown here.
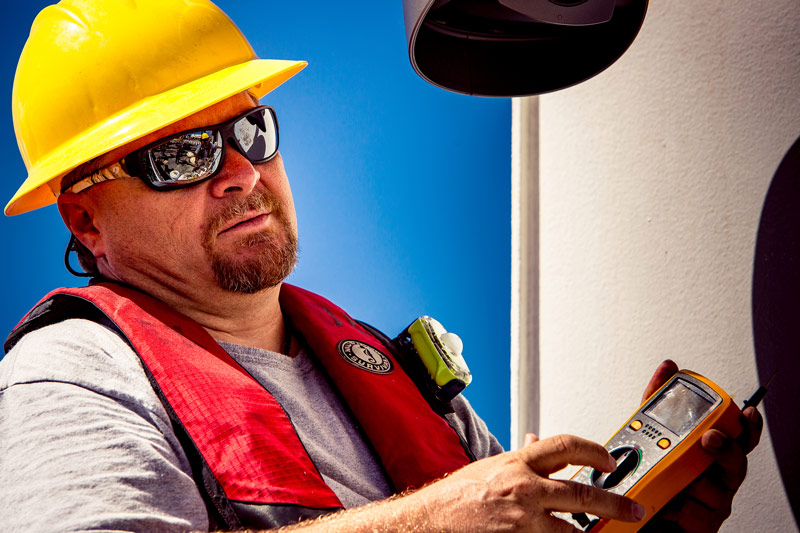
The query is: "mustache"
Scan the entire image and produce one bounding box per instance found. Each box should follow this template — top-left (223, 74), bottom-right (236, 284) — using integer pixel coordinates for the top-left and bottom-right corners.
top-left (203, 190), bottom-right (281, 244)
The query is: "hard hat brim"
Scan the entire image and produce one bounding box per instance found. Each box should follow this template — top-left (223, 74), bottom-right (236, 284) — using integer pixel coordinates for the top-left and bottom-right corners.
top-left (5, 58), bottom-right (306, 216)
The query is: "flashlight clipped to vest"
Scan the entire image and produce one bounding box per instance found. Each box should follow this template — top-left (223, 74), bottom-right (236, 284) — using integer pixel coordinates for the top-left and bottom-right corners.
top-left (394, 316), bottom-right (472, 402)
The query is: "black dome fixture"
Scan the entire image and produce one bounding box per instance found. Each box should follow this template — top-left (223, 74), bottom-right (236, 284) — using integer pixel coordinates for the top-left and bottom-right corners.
top-left (403, 0), bottom-right (649, 97)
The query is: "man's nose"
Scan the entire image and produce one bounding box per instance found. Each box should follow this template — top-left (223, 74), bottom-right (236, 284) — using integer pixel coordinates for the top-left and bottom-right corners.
top-left (207, 142), bottom-right (260, 198)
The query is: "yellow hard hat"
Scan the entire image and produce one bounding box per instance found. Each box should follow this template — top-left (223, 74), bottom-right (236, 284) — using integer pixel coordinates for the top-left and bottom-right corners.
top-left (6, 0), bottom-right (307, 216)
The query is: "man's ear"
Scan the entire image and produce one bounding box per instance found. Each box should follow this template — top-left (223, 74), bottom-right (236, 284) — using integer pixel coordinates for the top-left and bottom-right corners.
top-left (57, 193), bottom-right (104, 259)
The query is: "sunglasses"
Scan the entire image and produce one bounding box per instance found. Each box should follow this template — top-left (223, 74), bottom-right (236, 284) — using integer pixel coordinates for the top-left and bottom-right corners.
top-left (65, 105), bottom-right (279, 194)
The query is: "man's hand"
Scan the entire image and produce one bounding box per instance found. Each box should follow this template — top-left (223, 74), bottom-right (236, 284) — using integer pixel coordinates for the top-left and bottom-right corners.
top-left (401, 433), bottom-right (646, 532)
top-left (284, 434), bottom-right (645, 532)
top-left (639, 360), bottom-right (764, 532)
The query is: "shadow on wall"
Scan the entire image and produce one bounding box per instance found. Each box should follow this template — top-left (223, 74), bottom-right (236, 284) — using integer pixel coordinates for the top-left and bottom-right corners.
top-left (752, 134), bottom-right (800, 529)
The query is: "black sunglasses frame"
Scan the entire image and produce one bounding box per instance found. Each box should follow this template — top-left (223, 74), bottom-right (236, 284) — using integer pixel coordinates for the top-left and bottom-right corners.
top-left (120, 105), bottom-right (279, 191)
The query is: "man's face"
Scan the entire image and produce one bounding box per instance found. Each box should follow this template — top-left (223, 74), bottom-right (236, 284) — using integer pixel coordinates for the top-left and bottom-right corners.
top-left (68, 93), bottom-right (299, 296)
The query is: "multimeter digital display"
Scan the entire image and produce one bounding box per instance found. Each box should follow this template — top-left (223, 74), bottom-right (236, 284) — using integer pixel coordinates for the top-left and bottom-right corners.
top-left (644, 380), bottom-right (715, 436)
top-left (555, 370), bottom-right (742, 532)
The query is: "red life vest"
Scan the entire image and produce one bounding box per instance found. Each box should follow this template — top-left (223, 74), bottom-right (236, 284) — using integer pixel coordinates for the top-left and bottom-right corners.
top-left (6, 282), bottom-right (473, 529)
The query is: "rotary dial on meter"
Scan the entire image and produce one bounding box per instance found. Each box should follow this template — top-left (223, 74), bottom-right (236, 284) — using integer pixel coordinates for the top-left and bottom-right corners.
top-left (592, 446), bottom-right (642, 489)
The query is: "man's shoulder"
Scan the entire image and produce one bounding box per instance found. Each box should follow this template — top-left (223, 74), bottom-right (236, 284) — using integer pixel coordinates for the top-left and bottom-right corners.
top-left (0, 318), bottom-right (160, 412)
top-left (448, 394), bottom-right (505, 458)
top-left (0, 318), bottom-right (208, 532)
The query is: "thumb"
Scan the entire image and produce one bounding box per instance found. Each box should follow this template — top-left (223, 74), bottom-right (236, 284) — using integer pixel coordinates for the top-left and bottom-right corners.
top-left (641, 360), bottom-right (679, 403)
top-left (523, 433), bottom-right (540, 447)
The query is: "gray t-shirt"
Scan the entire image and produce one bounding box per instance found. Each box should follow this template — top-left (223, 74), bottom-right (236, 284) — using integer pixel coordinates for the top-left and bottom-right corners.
top-left (0, 318), bottom-right (502, 532)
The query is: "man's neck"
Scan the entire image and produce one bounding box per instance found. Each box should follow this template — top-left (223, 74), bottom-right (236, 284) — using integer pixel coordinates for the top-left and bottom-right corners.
top-left (190, 288), bottom-right (287, 355)
top-left (119, 275), bottom-right (288, 354)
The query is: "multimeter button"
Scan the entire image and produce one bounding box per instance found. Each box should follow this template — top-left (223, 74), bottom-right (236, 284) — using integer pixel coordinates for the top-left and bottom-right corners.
top-left (657, 438), bottom-right (671, 449)
top-left (630, 420), bottom-right (643, 431)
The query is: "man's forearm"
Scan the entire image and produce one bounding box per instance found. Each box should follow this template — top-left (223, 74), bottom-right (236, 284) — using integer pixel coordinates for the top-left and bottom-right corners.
top-left (274, 489), bottom-right (434, 533)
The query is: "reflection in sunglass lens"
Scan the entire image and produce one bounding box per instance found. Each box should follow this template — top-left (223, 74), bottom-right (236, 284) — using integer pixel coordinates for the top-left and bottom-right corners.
top-left (150, 130), bottom-right (223, 183)
top-left (234, 110), bottom-right (275, 161)
top-left (234, 119), bottom-right (258, 153)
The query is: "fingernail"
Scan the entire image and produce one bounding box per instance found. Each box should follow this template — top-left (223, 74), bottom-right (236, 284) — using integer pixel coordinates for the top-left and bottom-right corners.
top-left (633, 503), bottom-right (646, 521)
top-left (706, 431), bottom-right (724, 449)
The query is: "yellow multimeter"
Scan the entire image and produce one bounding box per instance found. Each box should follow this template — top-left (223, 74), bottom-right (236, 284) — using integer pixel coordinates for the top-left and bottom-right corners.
top-left (556, 370), bottom-right (743, 532)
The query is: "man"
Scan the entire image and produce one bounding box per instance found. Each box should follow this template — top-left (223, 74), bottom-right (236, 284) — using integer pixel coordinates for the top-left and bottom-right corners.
top-left (0, 1), bottom-right (761, 531)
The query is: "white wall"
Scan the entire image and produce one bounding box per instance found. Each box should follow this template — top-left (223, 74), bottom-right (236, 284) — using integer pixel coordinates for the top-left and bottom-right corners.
top-left (515, 0), bottom-right (800, 531)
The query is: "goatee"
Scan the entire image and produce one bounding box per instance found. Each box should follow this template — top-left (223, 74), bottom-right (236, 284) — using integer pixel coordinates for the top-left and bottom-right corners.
top-left (202, 190), bottom-right (298, 294)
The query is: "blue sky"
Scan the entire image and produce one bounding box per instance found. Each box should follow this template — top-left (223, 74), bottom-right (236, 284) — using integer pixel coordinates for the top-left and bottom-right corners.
top-left (1, 1), bottom-right (512, 447)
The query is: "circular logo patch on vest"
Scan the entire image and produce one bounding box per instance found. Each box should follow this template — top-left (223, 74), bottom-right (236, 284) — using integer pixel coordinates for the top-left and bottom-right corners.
top-left (337, 340), bottom-right (394, 374)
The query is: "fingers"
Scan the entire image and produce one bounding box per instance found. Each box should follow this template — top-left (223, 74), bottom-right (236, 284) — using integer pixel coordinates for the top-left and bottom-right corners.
top-left (672, 496), bottom-right (727, 532)
top-left (683, 473), bottom-right (732, 514)
top-left (543, 478), bottom-right (647, 524)
top-left (660, 474), bottom-right (733, 532)
top-left (648, 422), bottom-right (753, 533)
top-left (523, 433), bottom-right (540, 447)
top-left (639, 478), bottom-right (731, 533)
top-left (701, 430), bottom-right (748, 491)
top-left (739, 406), bottom-right (763, 454)
top-left (520, 434), bottom-right (616, 475)
top-left (641, 359), bottom-right (679, 403)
